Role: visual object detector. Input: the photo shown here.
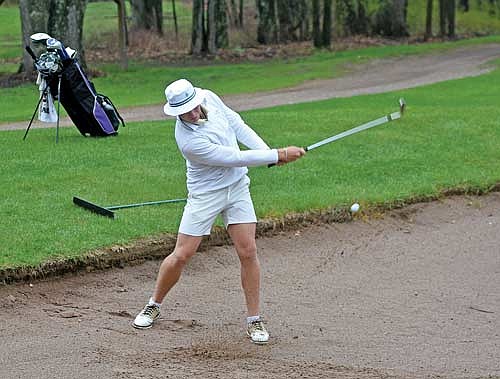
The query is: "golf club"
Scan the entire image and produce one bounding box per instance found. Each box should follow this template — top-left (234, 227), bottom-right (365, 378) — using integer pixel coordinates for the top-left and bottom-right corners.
top-left (25, 46), bottom-right (37, 60)
top-left (306, 98), bottom-right (406, 151)
top-left (30, 32), bottom-right (52, 44)
top-left (73, 196), bottom-right (187, 218)
top-left (269, 98), bottom-right (406, 167)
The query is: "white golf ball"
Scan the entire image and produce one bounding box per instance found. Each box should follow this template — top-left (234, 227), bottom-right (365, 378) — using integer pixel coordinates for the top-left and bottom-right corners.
top-left (350, 203), bottom-right (360, 213)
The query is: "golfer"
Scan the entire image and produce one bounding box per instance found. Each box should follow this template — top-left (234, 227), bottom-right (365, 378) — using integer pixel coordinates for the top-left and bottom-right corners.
top-left (133, 78), bottom-right (305, 344)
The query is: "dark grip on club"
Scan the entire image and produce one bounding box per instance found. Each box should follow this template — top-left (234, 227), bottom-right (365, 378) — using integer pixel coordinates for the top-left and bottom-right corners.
top-left (25, 46), bottom-right (37, 60)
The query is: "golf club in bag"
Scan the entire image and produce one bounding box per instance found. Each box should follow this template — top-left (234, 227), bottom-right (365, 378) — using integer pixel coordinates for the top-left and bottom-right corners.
top-left (24, 33), bottom-right (124, 142)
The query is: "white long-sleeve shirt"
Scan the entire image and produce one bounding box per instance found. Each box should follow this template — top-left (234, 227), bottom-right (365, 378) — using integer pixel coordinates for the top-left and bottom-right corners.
top-left (174, 89), bottom-right (279, 194)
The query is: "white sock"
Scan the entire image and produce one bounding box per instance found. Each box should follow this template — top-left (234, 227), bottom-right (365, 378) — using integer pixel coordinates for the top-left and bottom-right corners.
top-left (148, 297), bottom-right (161, 307)
top-left (247, 315), bottom-right (261, 324)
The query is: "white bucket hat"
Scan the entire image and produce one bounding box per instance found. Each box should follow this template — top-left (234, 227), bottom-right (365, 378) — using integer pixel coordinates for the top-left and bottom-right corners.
top-left (163, 79), bottom-right (204, 116)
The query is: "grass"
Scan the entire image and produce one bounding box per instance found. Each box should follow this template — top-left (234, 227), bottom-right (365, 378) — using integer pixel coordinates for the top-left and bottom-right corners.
top-left (406, 1), bottom-right (500, 35)
top-left (2, 60), bottom-right (500, 268)
top-left (1, 1), bottom-right (500, 270)
top-left (1, 34), bottom-right (500, 124)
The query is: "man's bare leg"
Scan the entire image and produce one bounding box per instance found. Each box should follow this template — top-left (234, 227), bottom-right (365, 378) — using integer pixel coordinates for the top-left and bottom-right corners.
top-left (227, 223), bottom-right (260, 316)
top-left (152, 233), bottom-right (203, 303)
top-left (133, 233), bottom-right (201, 329)
top-left (228, 223), bottom-right (269, 344)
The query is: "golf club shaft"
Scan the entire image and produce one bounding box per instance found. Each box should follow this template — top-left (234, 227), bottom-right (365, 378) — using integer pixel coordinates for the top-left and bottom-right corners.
top-left (306, 111), bottom-right (401, 151)
top-left (25, 46), bottom-right (37, 61)
top-left (107, 198), bottom-right (186, 210)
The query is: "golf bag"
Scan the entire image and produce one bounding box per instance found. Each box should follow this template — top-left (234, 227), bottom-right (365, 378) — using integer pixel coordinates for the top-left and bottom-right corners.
top-left (26, 34), bottom-right (124, 138)
top-left (46, 59), bottom-right (124, 136)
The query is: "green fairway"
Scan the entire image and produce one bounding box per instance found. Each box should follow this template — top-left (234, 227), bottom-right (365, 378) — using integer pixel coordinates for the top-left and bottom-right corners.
top-left (1, 61), bottom-right (500, 269)
top-left (2, 35), bottom-right (500, 124)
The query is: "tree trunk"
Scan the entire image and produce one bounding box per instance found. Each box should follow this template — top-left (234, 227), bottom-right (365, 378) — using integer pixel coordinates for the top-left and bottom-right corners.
top-left (20, 0), bottom-right (87, 72)
top-left (229, 0), bottom-right (238, 26)
top-left (391, 0), bottom-right (408, 36)
top-left (207, 0), bottom-right (217, 53)
top-left (322, 0), bottom-right (332, 47)
top-left (439, 0), bottom-right (455, 37)
top-left (276, 0), bottom-right (290, 41)
top-left (228, 0), bottom-right (244, 27)
top-left (439, 0), bottom-right (446, 36)
top-left (239, 0), bottom-right (243, 27)
top-left (425, 0), bottom-right (433, 40)
top-left (115, 0), bottom-right (128, 69)
top-left (338, 0), bottom-right (368, 36)
top-left (192, 0), bottom-right (227, 56)
top-left (459, 0), bottom-right (469, 11)
top-left (48, 0), bottom-right (86, 65)
top-left (312, 0), bottom-right (321, 47)
top-left (153, 0), bottom-right (163, 35)
top-left (130, 0), bottom-right (163, 34)
top-left (215, 0), bottom-right (228, 48)
top-left (19, 0), bottom-right (50, 74)
top-left (447, 0), bottom-right (455, 37)
top-left (275, 0), bottom-right (307, 42)
top-left (256, 0), bottom-right (278, 44)
top-left (191, 0), bottom-right (205, 55)
top-left (373, 0), bottom-right (408, 37)
top-left (172, 0), bottom-right (178, 38)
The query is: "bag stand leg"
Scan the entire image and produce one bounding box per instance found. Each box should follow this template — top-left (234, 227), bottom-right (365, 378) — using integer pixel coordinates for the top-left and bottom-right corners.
top-left (23, 75), bottom-right (63, 143)
top-left (23, 85), bottom-right (47, 141)
top-left (55, 74), bottom-right (62, 144)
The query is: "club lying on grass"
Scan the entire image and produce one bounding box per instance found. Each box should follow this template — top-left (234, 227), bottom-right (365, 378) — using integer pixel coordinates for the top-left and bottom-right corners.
top-left (269, 98), bottom-right (406, 167)
top-left (73, 196), bottom-right (186, 218)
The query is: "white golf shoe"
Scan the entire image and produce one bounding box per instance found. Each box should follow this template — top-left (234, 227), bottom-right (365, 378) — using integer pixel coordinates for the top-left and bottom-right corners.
top-left (246, 319), bottom-right (269, 344)
top-left (133, 304), bottom-right (160, 329)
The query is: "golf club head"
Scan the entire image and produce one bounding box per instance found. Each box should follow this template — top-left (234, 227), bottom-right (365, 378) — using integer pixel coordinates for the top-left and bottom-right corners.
top-left (65, 47), bottom-right (77, 59)
top-left (46, 38), bottom-right (63, 51)
top-left (399, 98), bottom-right (406, 115)
top-left (30, 32), bottom-right (52, 44)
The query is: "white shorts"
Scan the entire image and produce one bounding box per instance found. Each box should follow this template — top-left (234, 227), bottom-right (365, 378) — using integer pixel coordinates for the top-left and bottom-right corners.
top-left (178, 175), bottom-right (257, 236)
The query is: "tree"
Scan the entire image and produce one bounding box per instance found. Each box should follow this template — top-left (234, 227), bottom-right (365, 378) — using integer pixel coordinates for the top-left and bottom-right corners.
top-left (129, 0), bottom-right (163, 34)
top-left (192, 0), bottom-right (205, 53)
top-left (172, 0), bottom-right (179, 38)
top-left (115, 0), bottom-right (128, 69)
top-left (192, 0), bottom-right (228, 55)
top-left (312, 0), bottom-right (321, 47)
top-left (458, 0), bottom-right (469, 11)
top-left (425, 0), bottom-right (433, 40)
top-left (256, 0), bottom-right (309, 43)
top-left (228, 0), bottom-right (244, 27)
top-left (373, 0), bottom-right (409, 37)
top-left (256, 0), bottom-right (278, 44)
top-left (336, 0), bottom-right (369, 36)
top-left (19, 0), bottom-right (86, 74)
top-left (446, 0), bottom-right (456, 36)
top-left (322, 0), bottom-right (332, 47)
top-left (312, 0), bottom-right (333, 48)
top-left (276, 0), bottom-right (308, 42)
top-left (439, 0), bottom-right (456, 37)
